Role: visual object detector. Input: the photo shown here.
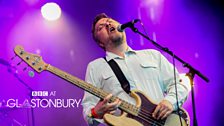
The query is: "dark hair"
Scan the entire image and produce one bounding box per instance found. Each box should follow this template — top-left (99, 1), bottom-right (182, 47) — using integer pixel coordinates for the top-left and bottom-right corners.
top-left (91, 13), bottom-right (109, 44)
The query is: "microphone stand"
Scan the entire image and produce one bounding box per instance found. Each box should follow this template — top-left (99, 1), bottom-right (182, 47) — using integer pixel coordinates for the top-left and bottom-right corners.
top-left (128, 25), bottom-right (209, 126)
top-left (186, 70), bottom-right (198, 126)
top-left (0, 58), bottom-right (45, 126)
top-left (12, 69), bottom-right (47, 126)
top-left (14, 73), bottom-right (36, 126)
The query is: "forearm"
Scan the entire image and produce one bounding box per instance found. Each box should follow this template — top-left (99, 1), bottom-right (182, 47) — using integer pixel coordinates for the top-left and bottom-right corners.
top-left (82, 92), bottom-right (103, 125)
top-left (164, 80), bottom-right (189, 110)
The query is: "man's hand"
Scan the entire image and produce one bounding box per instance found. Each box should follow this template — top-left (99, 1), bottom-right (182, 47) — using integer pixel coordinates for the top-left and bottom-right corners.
top-left (152, 100), bottom-right (173, 120)
top-left (94, 94), bottom-right (121, 119)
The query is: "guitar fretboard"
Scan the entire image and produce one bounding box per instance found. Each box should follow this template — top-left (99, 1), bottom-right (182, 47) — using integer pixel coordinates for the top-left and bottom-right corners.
top-left (47, 64), bottom-right (139, 116)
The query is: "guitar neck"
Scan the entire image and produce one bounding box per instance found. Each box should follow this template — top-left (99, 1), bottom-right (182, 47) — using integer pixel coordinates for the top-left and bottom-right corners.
top-left (46, 64), bottom-right (139, 115)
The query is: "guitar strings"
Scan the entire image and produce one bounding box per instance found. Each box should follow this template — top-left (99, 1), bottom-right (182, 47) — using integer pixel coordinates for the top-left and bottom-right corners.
top-left (139, 107), bottom-right (164, 126)
top-left (119, 101), bottom-right (165, 126)
top-left (138, 110), bottom-right (163, 126)
top-left (134, 113), bottom-right (162, 126)
top-left (118, 100), bottom-right (164, 126)
top-left (139, 105), bottom-right (166, 126)
top-left (119, 99), bottom-right (164, 126)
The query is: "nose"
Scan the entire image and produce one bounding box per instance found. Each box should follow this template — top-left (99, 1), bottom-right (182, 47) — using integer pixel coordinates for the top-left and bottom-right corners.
top-left (105, 21), bottom-right (110, 28)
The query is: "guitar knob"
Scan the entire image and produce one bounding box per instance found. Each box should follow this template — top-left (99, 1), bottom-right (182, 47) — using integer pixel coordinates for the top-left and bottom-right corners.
top-left (179, 111), bottom-right (183, 115)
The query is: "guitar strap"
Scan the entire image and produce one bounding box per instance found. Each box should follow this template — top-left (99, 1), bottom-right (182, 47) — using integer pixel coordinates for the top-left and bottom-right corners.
top-left (103, 57), bottom-right (130, 94)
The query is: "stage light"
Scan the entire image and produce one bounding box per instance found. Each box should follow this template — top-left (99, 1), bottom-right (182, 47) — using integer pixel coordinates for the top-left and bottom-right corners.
top-left (41, 2), bottom-right (61, 21)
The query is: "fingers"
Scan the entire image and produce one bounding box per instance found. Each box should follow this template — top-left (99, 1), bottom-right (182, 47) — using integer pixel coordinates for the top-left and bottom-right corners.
top-left (106, 98), bottom-right (121, 112)
top-left (94, 94), bottom-right (121, 118)
top-left (161, 110), bottom-right (172, 120)
top-left (152, 104), bottom-right (161, 119)
top-left (109, 110), bottom-right (116, 115)
top-left (152, 100), bottom-right (174, 120)
top-left (157, 106), bottom-right (172, 120)
top-left (102, 94), bottom-right (113, 105)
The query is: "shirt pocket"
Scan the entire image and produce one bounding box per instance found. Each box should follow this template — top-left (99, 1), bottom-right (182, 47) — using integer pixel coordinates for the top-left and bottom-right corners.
top-left (102, 69), bottom-right (114, 80)
top-left (101, 69), bottom-right (121, 92)
top-left (140, 61), bottom-right (158, 68)
top-left (140, 61), bottom-right (160, 80)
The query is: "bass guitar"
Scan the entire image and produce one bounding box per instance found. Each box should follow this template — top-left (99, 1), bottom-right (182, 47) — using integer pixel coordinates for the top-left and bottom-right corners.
top-left (14, 45), bottom-right (190, 126)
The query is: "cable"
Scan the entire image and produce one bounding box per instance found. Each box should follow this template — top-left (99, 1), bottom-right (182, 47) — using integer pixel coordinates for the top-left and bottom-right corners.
top-left (139, 21), bottom-right (183, 126)
top-left (172, 53), bottom-right (183, 126)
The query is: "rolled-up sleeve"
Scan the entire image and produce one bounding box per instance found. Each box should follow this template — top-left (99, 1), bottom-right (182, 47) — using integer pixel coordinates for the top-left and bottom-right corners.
top-left (158, 52), bottom-right (190, 110)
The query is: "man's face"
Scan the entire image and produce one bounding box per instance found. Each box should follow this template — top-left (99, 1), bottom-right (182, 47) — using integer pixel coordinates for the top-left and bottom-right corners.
top-left (94, 18), bottom-right (125, 49)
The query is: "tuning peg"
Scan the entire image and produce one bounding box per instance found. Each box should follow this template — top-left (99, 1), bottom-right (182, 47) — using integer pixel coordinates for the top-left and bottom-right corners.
top-left (11, 55), bottom-right (17, 60)
top-left (19, 50), bottom-right (24, 55)
top-left (16, 60), bottom-right (23, 66)
top-left (25, 56), bottom-right (30, 60)
top-left (23, 66), bottom-right (28, 71)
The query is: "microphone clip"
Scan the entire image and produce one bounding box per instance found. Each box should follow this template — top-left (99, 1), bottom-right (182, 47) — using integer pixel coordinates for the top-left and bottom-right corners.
top-left (117, 19), bottom-right (140, 32)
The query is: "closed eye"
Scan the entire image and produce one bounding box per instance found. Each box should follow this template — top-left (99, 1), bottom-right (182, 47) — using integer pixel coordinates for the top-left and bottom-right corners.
top-left (97, 24), bottom-right (105, 31)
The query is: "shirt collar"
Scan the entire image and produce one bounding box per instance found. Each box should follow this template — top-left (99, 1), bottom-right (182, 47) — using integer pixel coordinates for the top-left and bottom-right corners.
top-left (105, 46), bottom-right (136, 61)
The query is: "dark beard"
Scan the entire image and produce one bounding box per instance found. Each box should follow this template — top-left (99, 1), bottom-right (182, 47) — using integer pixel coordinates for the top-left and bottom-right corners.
top-left (110, 34), bottom-right (124, 47)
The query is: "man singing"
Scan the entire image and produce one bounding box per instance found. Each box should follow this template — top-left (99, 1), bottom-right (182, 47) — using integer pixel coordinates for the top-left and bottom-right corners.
top-left (82, 13), bottom-right (189, 126)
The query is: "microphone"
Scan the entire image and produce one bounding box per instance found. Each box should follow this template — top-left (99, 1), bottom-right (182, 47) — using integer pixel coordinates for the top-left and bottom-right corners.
top-left (117, 19), bottom-right (140, 32)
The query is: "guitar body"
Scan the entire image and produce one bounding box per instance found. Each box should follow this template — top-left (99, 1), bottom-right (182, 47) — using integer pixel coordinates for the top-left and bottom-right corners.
top-left (104, 90), bottom-right (190, 126)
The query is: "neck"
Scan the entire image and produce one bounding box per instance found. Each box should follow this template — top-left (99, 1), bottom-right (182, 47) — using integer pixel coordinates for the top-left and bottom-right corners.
top-left (106, 42), bottom-right (128, 58)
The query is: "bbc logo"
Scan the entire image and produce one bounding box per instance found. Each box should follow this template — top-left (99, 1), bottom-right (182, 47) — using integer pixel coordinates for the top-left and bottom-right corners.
top-left (32, 91), bottom-right (48, 96)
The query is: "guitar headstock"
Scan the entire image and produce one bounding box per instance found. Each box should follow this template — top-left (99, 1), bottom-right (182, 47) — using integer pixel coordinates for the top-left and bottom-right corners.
top-left (14, 45), bottom-right (48, 73)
